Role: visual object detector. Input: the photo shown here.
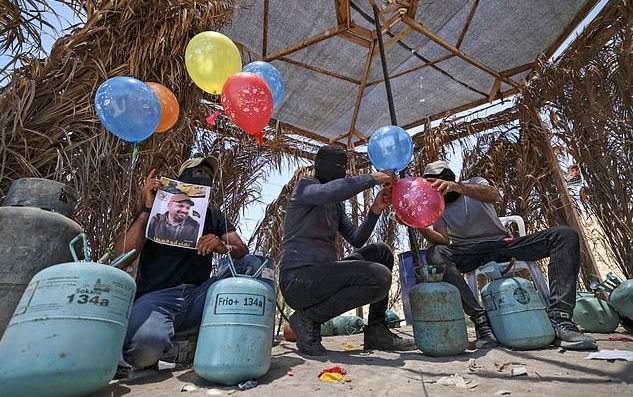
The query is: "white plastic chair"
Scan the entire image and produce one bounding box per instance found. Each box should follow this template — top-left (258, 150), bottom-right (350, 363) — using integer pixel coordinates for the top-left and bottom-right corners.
top-left (466, 215), bottom-right (550, 305)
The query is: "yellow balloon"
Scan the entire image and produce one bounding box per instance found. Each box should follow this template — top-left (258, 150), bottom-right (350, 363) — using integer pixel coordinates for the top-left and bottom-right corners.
top-left (185, 31), bottom-right (242, 94)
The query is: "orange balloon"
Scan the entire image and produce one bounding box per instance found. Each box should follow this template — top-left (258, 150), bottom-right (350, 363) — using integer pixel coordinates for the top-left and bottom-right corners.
top-left (145, 82), bottom-right (179, 133)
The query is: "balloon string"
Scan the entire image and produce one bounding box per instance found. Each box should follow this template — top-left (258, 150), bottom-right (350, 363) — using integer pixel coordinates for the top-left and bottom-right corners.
top-left (131, 141), bottom-right (141, 169)
top-left (123, 141), bottom-right (142, 260)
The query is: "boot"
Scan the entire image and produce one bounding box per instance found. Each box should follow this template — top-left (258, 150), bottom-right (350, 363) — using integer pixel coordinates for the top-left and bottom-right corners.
top-left (363, 323), bottom-right (417, 351)
top-left (288, 310), bottom-right (327, 356)
top-left (549, 310), bottom-right (597, 350)
top-left (471, 313), bottom-right (499, 349)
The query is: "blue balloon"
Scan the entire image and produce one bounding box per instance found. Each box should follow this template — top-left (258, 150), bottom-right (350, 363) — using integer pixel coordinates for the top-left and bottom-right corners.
top-left (242, 61), bottom-right (284, 108)
top-left (367, 125), bottom-right (414, 172)
top-left (94, 77), bottom-right (161, 142)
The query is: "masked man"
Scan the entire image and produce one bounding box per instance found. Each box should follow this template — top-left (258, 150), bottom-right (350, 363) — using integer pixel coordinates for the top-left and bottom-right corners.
top-left (280, 145), bottom-right (416, 356)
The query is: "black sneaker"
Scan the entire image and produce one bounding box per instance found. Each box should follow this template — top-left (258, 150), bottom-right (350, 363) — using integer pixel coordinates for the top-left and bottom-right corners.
top-left (363, 323), bottom-right (417, 351)
top-left (288, 310), bottom-right (327, 356)
top-left (471, 313), bottom-right (499, 349)
top-left (549, 310), bottom-right (597, 350)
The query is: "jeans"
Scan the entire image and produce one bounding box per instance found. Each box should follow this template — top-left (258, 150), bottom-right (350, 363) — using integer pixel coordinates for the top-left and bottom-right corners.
top-left (280, 242), bottom-right (394, 326)
top-left (122, 254), bottom-right (262, 368)
top-left (425, 226), bottom-right (580, 319)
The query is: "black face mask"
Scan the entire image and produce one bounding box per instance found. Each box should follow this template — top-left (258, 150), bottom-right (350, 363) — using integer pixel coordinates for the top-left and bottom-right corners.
top-left (178, 165), bottom-right (215, 187)
top-left (314, 145), bottom-right (347, 183)
top-left (424, 168), bottom-right (461, 203)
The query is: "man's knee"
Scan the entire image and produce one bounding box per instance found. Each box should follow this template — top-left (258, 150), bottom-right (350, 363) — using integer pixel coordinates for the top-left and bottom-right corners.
top-left (373, 241), bottom-right (394, 267)
top-left (550, 225), bottom-right (579, 244)
top-left (124, 329), bottom-right (172, 368)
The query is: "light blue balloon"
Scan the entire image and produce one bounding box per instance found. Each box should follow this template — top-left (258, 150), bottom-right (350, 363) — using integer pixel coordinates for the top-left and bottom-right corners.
top-left (367, 125), bottom-right (414, 172)
top-left (94, 76), bottom-right (161, 142)
top-left (242, 61), bottom-right (284, 108)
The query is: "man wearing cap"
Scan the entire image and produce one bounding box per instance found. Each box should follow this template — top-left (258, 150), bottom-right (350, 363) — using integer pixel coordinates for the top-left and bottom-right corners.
top-left (147, 192), bottom-right (200, 248)
top-left (417, 160), bottom-right (597, 351)
top-left (113, 156), bottom-right (261, 375)
top-left (280, 145), bottom-right (416, 356)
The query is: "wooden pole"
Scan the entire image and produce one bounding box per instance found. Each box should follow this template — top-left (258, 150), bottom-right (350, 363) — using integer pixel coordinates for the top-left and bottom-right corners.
top-left (535, 114), bottom-right (602, 287)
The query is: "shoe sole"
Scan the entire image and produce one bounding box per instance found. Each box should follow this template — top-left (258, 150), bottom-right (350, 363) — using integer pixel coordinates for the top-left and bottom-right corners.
top-left (553, 339), bottom-right (597, 350)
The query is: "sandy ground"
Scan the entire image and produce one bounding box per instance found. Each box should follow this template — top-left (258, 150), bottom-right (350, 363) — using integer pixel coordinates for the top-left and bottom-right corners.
top-left (90, 325), bottom-right (633, 397)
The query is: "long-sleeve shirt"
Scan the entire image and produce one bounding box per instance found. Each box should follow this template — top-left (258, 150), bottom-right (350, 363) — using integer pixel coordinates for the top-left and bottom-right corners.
top-left (280, 175), bottom-right (379, 283)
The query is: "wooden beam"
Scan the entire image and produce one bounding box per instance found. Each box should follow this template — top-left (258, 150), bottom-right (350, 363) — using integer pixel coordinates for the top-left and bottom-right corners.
top-left (278, 57), bottom-right (360, 84)
top-left (402, 15), bottom-right (521, 90)
top-left (340, 31), bottom-right (372, 48)
top-left (488, 77), bottom-right (501, 102)
top-left (347, 40), bottom-right (377, 148)
top-left (383, 26), bottom-right (414, 49)
top-left (456, 0), bottom-right (479, 48)
top-left (335, 0), bottom-right (351, 29)
top-left (405, 0), bottom-right (419, 20)
top-left (263, 25), bottom-right (347, 61)
top-left (348, 24), bottom-right (374, 41)
top-left (367, 54), bottom-right (454, 86)
top-left (535, 114), bottom-right (603, 285)
top-left (500, 62), bottom-right (536, 77)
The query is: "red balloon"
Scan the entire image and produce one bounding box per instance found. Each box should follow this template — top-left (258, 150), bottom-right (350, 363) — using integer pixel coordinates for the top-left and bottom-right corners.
top-left (392, 177), bottom-right (445, 228)
top-left (221, 72), bottom-right (273, 145)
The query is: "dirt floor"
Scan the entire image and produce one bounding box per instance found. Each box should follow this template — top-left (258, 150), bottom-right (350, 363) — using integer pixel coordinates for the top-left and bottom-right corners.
top-left (89, 324), bottom-right (633, 397)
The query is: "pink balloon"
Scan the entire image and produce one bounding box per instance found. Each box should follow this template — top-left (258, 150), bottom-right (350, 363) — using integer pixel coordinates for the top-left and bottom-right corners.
top-left (392, 177), bottom-right (445, 228)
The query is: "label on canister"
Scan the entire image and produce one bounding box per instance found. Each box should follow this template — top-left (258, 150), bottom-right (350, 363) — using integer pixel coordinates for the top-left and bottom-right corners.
top-left (213, 292), bottom-right (266, 316)
top-left (12, 274), bottom-right (135, 325)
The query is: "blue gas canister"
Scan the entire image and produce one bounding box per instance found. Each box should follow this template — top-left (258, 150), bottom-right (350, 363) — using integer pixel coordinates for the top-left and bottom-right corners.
top-left (608, 279), bottom-right (633, 321)
top-left (194, 257), bottom-right (274, 385)
top-left (573, 292), bottom-right (620, 333)
top-left (479, 261), bottom-right (554, 350)
top-left (0, 234), bottom-right (136, 397)
top-left (409, 269), bottom-right (468, 357)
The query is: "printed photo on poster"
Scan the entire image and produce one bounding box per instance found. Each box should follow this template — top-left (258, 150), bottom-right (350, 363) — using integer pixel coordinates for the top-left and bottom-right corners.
top-left (145, 177), bottom-right (210, 249)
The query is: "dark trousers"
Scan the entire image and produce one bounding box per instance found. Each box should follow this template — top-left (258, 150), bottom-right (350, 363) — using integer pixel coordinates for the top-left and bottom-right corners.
top-left (425, 226), bottom-right (580, 318)
top-left (280, 242), bottom-right (394, 326)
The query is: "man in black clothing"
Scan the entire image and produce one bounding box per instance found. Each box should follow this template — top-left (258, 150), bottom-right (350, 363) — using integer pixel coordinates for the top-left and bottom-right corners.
top-left (280, 145), bottom-right (415, 356)
top-left (114, 157), bottom-right (261, 371)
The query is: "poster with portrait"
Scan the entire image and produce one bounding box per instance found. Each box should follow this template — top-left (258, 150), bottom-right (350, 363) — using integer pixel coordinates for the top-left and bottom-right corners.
top-left (145, 177), bottom-right (210, 249)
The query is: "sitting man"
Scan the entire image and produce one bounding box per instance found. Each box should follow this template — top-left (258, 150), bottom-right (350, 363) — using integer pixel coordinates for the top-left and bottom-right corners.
top-left (417, 160), bottom-right (597, 350)
top-left (113, 156), bottom-right (261, 374)
top-left (280, 145), bottom-right (416, 356)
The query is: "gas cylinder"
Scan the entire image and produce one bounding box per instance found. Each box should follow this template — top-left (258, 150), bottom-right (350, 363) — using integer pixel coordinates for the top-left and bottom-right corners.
top-left (479, 262), bottom-right (555, 350)
top-left (194, 259), bottom-right (275, 385)
top-left (409, 270), bottom-right (468, 356)
top-left (608, 279), bottom-right (633, 321)
top-left (332, 315), bottom-right (364, 335)
top-left (0, 234), bottom-right (136, 397)
top-left (573, 292), bottom-right (620, 333)
top-left (0, 178), bottom-right (83, 336)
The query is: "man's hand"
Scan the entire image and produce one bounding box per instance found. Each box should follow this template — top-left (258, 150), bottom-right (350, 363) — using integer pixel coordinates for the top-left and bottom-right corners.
top-left (371, 170), bottom-right (396, 186)
top-left (142, 169), bottom-right (163, 208)
top-left (425, 178), bottom-right (462, 195)
top-left (370, 186), bottom-right (392, 214)
top-left (196, 233), bottom-right (229, 256)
